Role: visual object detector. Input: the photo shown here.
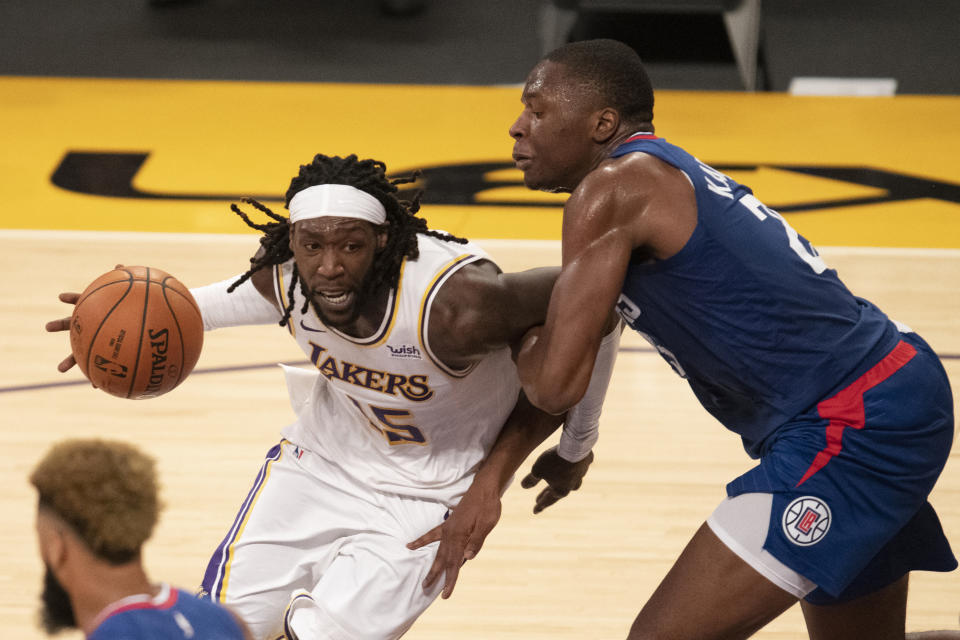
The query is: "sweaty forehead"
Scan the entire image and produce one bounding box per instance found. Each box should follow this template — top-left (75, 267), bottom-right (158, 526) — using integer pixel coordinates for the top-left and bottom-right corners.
top-left (523, 61), bottom-right (558, 98)
top-left (523, 61), bottom-right (594, 106)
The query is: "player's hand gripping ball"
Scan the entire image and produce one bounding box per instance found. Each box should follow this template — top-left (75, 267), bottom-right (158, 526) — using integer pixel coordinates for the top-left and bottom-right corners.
top-left (69, 266), bottom-right (203, 399)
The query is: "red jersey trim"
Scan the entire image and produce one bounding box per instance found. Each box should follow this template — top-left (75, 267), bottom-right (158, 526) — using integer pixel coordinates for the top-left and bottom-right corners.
top-left (88, 583), bottom-right (178, 634)
top-left (624, 133), bottom-right (658, 143)
top-left (796, 340), bottom-right (916, 487)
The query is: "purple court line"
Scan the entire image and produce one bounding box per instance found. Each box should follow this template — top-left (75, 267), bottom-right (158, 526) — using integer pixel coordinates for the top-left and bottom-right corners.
top-left (2, 348), bottom-right (958, 395)
top-left (1, 360), bottom-right (313, 394)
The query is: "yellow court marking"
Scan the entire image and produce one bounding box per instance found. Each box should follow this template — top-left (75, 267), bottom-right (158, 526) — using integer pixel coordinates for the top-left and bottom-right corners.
top-left (722, 167), bottom-right (887, 207)
top-left (1, 76), bottom-right (959, 247)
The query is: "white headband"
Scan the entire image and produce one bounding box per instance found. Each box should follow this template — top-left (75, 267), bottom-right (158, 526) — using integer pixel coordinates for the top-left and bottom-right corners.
top-left (288, 184), bottom-right (387, 225)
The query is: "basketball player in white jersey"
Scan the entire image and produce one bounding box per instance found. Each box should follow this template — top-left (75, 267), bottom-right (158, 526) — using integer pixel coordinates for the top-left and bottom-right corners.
top-left (43, 153), bottom-right (616, 639)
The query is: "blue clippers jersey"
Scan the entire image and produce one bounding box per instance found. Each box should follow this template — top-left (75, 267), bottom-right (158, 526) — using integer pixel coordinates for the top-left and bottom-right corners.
top-left (609, 135), bottom-right (899, 457)
top-left (89, 584), bottom-right (245, 640)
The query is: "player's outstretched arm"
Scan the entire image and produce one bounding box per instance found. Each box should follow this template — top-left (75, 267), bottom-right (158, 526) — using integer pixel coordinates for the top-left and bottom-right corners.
top-left (407, 262), bottom-right (562, 598)
top-left (408, 392), bottom-right (564, 599)
top-left (188, 263), bottom-right (282, 331)
top-left (410, 261), bottom-right (620, 596)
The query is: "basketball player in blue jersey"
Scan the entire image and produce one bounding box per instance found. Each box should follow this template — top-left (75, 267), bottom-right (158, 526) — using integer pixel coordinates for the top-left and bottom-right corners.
top-left (430, 38), bottom-right (958, 639)
top-left (30, 439), bottom-right (250, 639)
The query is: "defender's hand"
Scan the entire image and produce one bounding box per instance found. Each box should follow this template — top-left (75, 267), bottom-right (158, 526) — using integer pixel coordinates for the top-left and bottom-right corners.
top-left (407, 485), bottom-right (501, 600)
top-left (520, 445), bottom-right (594, 514)
top-left (45, 292), bottom-right (81, 372)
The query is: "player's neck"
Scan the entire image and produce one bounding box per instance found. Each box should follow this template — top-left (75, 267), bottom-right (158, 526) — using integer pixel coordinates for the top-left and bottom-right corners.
top-left (603, 129), bottom-right (643, 157)
top-left (72, 560), bottom-right (156, 635)
top-left (570, 129), bottom-right (642, 190)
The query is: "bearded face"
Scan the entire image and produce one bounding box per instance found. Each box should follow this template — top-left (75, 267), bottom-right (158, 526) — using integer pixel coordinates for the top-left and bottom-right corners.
top-left (39, 564), bottom-right (76, 634)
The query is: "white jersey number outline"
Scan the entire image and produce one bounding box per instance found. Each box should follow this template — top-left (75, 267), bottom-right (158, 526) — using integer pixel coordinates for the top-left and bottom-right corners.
top-left (739, 193), bottom-right (828, 274)
top-left (347, 396), bottom-right (428, 446)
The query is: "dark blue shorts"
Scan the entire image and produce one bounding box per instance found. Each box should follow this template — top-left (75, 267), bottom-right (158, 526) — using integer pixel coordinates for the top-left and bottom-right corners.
top-left (726, 332), bottom-right (956, 604)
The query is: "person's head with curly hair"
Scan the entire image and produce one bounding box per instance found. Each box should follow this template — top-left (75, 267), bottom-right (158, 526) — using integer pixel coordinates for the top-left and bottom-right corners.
top-left (227, 153), bottom-right (467, 332)
top-left (30, 439), bottom-right (162, 634)
top-left (31, 438), bottom-right (160, 561)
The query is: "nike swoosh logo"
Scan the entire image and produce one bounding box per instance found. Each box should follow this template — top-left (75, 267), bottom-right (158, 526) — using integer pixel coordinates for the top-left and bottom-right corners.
top-left (299, 319), bottom-right (326, 333)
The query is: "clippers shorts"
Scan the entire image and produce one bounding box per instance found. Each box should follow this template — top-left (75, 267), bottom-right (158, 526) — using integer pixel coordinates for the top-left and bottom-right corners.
top-left (718, 332), bottom-right (956, 604)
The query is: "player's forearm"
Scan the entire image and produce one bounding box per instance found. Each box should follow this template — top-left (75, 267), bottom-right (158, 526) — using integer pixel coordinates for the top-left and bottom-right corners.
top-left (520, 243), bottom-right (625, 413)
top-left (517, 327), bottom-right (593, 414)
top-left (474, 393), bottom-right (564, 494)
top-left (190, 276), bottom-right (281, 330)
top-left (557, 317), bottom-right (621, 462)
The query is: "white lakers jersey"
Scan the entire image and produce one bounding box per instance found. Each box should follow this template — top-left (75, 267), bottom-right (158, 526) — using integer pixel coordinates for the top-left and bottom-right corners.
top-left (272, 233), bottom-right (522, 506)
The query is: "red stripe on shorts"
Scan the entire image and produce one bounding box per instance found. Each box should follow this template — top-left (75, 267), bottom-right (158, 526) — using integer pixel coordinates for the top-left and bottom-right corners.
top-left (795, 339), bottom-right (916, 487)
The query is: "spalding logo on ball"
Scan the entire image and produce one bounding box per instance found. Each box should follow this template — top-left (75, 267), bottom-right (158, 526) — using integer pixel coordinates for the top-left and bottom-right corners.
top-left (69, 266), bottom-right (203, 399)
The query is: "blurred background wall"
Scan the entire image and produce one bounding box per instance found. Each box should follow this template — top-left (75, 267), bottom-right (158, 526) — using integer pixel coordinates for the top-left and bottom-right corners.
top-left (2, 0), bottom-right (957, 93)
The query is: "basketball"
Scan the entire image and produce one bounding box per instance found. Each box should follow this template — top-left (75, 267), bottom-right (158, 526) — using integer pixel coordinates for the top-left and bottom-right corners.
top-left (69, 266), bottom-right (204, 399)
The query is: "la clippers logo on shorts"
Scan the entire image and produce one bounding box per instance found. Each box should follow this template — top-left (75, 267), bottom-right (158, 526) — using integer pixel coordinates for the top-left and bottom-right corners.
top-left (782, 496), bottom-right (831, 546)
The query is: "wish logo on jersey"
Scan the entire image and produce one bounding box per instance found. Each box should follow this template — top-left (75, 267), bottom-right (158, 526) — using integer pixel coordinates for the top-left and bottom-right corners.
top-left (387, 343), bottom-right (422, 360)
top-left (782, 496), bottom-right (832, 546)
top-left (307, 341), bottom-right (434, 401)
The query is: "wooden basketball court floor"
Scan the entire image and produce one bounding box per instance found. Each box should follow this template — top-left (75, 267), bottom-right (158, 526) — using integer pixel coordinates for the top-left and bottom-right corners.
top-left (1, 77), bottom-right (958, 638)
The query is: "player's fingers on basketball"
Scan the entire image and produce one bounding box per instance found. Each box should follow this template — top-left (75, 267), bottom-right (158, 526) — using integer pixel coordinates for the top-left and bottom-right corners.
top-left (407, 524), bottom-right (443, 550)
top-left (57, 354), bottom-right (76, 372)
top-left (45, 316), bottom-right (71, 332)
top-left (520, 472), bottom-right (541, 489)
top-left (58, 292), bottom-right (81, 304)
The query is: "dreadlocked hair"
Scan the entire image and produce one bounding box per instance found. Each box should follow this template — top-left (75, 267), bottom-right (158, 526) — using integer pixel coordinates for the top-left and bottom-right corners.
top-left (228, 153), bottom-right (467, 327)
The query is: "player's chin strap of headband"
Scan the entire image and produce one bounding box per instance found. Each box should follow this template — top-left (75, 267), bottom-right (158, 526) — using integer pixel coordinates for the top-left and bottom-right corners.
top-left (288, 184), bottom-right (387, 225)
